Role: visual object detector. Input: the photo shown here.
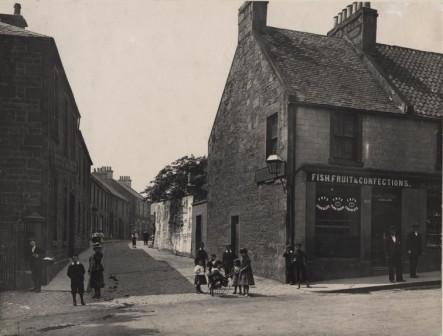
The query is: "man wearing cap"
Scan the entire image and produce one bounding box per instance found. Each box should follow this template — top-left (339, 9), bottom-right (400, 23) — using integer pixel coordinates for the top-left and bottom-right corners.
top-left (384, 227), bottom-right (404, 283)
top-left (407, 224), bottom-right (422, 278)
top-left (29, 239), bottom-right (44, 292)
top-left (283, 245), bottom-right (296, 285)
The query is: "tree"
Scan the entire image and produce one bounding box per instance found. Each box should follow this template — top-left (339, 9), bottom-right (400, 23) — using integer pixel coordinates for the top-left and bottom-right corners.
top-left (143, 155), bottom-right (207, 203)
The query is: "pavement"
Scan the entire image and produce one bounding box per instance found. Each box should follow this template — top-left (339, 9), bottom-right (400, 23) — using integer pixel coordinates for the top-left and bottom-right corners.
top-left (0, 240), bottom-right (441, 336)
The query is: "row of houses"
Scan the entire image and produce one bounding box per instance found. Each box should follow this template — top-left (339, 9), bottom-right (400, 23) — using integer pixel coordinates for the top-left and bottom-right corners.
top-left (152, 1), bottom-right (442, 282)
top-left (0, 5), bottom-right (151, 289)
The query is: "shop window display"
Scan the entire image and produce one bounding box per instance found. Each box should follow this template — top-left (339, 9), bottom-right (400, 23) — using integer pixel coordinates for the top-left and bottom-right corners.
top-left (315, 184), bottom-right (360, 257)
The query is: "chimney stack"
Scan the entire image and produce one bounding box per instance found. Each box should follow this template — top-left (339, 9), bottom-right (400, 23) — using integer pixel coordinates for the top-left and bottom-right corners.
top-left (0, 3), bottom-right (27, 28)
top-left (327, 1), bottom-right (378, 54)
top-left (14, 3), bottom-right (21, 15)
top-left (119, 176), bottom-right (132, 188)
top-left (93, 166), bottom-right (113, 179)
top-left (238, 1), bottom-right (268, 42)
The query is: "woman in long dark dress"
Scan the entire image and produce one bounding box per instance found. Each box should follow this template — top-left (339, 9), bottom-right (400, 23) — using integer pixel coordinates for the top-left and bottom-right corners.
top-left (88, 245), bottom-right (104, 299)
top-left (238, 248), bottom-right (254, 297)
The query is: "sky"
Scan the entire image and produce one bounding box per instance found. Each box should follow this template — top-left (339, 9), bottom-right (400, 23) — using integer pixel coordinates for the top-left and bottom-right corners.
top-left (1, 0), bottom-right (442, 192)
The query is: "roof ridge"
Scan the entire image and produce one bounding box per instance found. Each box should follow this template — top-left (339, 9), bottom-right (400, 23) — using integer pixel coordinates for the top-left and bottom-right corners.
top-left (377, 42), bottom-right (443, 57)
top-left (0, 21), bottom-right (49, 38)
top-left (265, 26), bottom-right (342, 41)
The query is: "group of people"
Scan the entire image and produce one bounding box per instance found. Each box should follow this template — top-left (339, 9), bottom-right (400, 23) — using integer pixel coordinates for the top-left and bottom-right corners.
top-left (26, 224), bottom-right (424, 306)
top-left (384, 224), bottom-right (423, 283)
top-left (194, 243), bottom-right (255, 297)
top-left (66, 242), bottom-right (105, 305)
top-left (283, 243), bottom-right (310, 288)
top-left (130, 230), bottom-right (152, 248)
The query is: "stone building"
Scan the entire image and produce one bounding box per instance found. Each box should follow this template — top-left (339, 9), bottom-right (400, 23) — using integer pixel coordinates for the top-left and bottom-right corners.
top-left (207, 1), bottom-right (442, 281)
top-left (0, 4), bottom-right (93, 289)
top-left (91, 170), bottom-right (129, 240)
top-left (92, 167), bottom-right (151, 238)
top-left (115, 175), bottom-right (151, 235)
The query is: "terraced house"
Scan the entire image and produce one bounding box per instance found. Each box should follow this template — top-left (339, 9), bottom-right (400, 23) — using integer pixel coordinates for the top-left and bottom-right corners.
top-left (0, 4), bottom-right (93, 289)
top-left (207, 1), bottom-right (442, 281)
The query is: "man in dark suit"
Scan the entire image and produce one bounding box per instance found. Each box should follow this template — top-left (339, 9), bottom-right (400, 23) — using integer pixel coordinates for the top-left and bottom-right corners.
top-left (29, 239), bottom-right (44, 292)
top-left (384, 227), bottom-right (404, 283)
top-left (407, 224), bottom-right (422, 278)
top-left (283, 245), bottom-right (296, 285)
top-left (222, 245), bottom-right (236, 276)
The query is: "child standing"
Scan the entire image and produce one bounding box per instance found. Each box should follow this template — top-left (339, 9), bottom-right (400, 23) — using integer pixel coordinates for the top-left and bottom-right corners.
top-left (238, 248), bottom-right (255, 297)
top-left (231, 259), bottom-right (242, 295)
top-left (67, 255), bottom-right (86, 306)
top-left (194, 259), bottom-right (207, 294)
top-left (207, 254), bottom-right (217, 273)
top-left (294, 243), bottom-right (310, 289)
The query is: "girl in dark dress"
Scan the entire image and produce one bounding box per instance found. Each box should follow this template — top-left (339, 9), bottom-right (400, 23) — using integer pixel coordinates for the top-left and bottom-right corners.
top-left (67, 254), bottom-right (86, 306)
top-left (238, 248), bottom-right (254, 297)
top-left (88, 245), bottom-right (104, 299)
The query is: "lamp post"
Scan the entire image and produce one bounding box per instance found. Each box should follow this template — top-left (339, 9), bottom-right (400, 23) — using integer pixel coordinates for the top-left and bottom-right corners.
top-left (266, 154), bottom-right (287, 192)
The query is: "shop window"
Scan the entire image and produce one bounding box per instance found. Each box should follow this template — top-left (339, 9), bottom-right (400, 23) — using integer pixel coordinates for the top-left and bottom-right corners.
top-left (266, 113), bottom-right (278, 158)
top-left (330, 112), bottom-right (361, 164)
top-left (315, 184), bottom-right (360, 257)
top-left (426, 190), bottom-right (441, 247)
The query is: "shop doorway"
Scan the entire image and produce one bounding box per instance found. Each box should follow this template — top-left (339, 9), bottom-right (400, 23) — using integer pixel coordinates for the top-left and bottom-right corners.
top-left (371, 189), bottom-right (401, 266)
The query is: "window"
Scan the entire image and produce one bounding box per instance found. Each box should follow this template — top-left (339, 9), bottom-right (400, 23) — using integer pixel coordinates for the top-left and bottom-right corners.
top-left (426, 190), bottom-right (441, 247)
top-left (63, 99), bottom-right (69, 157)
top-left (52, 175), bottom-right (58, 241)
top-left (436, 126), bottom-right (442, 170)
top-left (266, 113), bottom-right (278, 158)
top-left (53, 72), bottom-right (59, 141)
top-left (315, 185), bottom-right (360, 257)
top-left (330, 112), bottom-right (361, 164)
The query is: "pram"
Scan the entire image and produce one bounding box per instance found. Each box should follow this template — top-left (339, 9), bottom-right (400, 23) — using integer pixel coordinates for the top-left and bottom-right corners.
top-left (207, 269), bottom-right (229, 296)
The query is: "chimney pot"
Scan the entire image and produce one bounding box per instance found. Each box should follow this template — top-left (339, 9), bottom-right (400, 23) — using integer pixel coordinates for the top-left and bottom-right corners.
top-left (342, 8), bottom-right (347, 20)
top-left (358, 2), bottom-right (363, 9)
top-left (347, 4), bottom-right (353, 16)
top-left (14, 3), bottom-right (21, 15)
top-left (352, 2), bottom-right (358, 12)
top-left (363, 2), bottom-right (371, 8)
top-left (333, 16), bottom-right (338, 27)
top-left (337, 12), bottom-right (342, 24)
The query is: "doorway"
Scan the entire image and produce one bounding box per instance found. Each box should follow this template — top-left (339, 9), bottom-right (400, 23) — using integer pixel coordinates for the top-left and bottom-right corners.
top-left (371, 189), bottom-right (401, 266)
top-left (195, 215), bottom-right (202, 253)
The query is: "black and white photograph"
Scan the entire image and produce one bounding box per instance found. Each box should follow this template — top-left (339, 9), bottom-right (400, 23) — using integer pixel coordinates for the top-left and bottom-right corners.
top-left (0, 1), bottom-right (441, 335)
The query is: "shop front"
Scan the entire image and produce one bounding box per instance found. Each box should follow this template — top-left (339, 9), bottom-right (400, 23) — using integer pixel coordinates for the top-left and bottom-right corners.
top-left (303, 166), bottom-right (441, 280)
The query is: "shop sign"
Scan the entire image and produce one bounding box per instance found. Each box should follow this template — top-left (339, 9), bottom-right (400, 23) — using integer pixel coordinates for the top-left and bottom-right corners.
top-left (309, 173), bottom-right (411, 188)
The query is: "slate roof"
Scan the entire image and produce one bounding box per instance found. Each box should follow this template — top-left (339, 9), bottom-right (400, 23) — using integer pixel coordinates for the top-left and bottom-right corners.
top-left (260, 27), bottom-right (442, 117)
top-left (0, 21), bottom-right (47, 38)
top-left (373, 44), bottom-right (443, 117)
top-left (92, 174), bottom-right (129, 202)
top-left (115, 182), bottom-right (144, 200)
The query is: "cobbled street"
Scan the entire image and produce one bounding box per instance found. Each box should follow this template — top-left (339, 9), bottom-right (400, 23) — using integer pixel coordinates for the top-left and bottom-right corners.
top-left (1, 241), bottom-right (441, 336)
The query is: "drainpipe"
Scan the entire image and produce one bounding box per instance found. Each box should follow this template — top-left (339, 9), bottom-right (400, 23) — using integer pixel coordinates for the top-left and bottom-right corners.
top-left (287, 100), bottom-right (297, 247)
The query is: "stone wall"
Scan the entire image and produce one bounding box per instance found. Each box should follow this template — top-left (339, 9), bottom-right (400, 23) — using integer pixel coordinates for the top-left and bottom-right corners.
top-left (294, 105), bottom-right (440, 173)
top-left (151, 195), bottom-right (194, 256)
